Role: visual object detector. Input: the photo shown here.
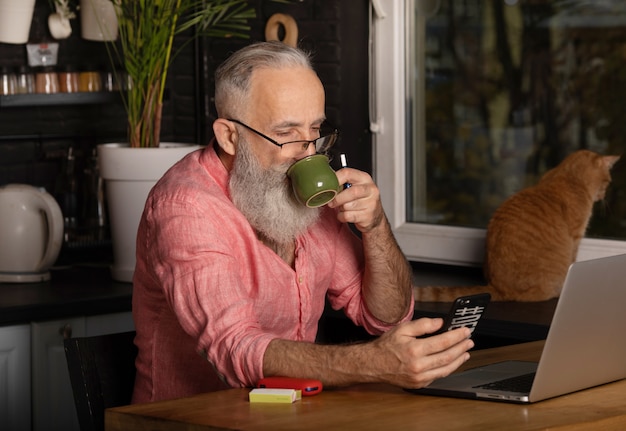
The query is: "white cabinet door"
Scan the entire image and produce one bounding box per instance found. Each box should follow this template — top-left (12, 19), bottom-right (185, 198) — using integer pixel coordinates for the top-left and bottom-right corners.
top-left (30, 311), bottom-right (134, 431)
top-left (0, 324), bottom-right (31, 431)
top-left (31, 317), bottom-right (85, 431)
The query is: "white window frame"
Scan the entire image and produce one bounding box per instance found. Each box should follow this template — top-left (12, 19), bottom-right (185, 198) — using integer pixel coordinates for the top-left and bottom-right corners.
top-left (371, 0), bottom-right (626, 266)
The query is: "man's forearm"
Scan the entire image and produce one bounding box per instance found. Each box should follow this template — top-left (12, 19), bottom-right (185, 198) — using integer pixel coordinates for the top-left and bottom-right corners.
top-left (262, 319), bottom-right (474, 390)
top-left (263, 338), bottom-right (378, 387)
top-left (361, 214), bottom-right (413, 323)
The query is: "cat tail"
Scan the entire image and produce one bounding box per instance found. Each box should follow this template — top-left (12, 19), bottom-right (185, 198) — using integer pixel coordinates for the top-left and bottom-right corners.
top-left (413, 284), bottom-right (498, 302)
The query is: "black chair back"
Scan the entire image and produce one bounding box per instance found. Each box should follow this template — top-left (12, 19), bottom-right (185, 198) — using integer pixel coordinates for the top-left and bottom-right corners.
top-left (64, 331), bottom-right (137, 431)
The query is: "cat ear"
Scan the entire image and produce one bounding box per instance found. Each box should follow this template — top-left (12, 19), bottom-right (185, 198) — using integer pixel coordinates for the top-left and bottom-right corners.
top-left (604, 155), bottom-right (621, 170)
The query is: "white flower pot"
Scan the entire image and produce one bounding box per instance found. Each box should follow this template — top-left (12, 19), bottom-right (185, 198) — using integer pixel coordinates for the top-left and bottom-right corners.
top-left (98, 143), bottom-right (202, 282)
top-left (80, 0), bottom-right (118, 41)
top-left (0, 0), bottom-right (36, 44)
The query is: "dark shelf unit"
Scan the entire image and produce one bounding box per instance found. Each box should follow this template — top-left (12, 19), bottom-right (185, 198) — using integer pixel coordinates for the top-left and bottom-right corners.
top-left (0, 92), bottom-right (120, 108)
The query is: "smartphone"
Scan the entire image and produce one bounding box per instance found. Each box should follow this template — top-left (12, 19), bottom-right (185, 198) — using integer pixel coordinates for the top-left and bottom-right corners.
top-left (257, 377), bottom-right (323, 396)
top-left (434, 293), bottom-right (491, 336)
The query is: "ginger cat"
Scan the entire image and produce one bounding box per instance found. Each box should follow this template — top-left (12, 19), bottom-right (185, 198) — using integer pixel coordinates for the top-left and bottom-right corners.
top-left (414, 150), bottom-right (620, 302)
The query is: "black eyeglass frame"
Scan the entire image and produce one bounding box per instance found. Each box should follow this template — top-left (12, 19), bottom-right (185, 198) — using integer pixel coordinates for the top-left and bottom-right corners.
top-left (227, 118), bottom-right (339, 154)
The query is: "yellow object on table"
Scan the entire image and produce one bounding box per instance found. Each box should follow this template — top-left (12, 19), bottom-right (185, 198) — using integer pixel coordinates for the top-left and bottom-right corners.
top-left (249, 388), bottom-right (301, 403)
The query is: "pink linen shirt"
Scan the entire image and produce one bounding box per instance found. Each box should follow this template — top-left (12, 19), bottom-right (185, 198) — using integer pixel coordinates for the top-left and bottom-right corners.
top-left (131, 143), bottom-right (414, 403)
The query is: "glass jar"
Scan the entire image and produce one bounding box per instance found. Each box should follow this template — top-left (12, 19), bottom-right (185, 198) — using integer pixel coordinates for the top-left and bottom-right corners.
top-left (78, 66), bottom-right (102, 92)
top-left (59, 65), bottom-right (80, 93)
top-left (35, 66), bottom-right (60, 94)
top-left (103, 69), bottom-right (125, 92)
top-left (0, 66), bottom-right (17, 96)
top-left (15, 66), bottom-right (35, 94)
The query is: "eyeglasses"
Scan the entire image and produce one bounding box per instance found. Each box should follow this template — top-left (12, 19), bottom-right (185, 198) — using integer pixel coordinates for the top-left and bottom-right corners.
top-left (228, 119), bottom-right (338, 158)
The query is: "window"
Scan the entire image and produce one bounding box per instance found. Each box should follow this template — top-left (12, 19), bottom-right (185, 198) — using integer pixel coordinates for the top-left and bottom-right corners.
top-left (372, 0), bottom-right (626, 266)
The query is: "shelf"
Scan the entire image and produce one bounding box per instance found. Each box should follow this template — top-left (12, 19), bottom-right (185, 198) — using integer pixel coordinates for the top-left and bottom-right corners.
top-left (0, 92), bottom-right (120, 108)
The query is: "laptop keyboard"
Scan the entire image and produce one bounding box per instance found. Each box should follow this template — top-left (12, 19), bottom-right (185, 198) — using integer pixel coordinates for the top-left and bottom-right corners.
top-left (473, 372), bottom-right (535, 392)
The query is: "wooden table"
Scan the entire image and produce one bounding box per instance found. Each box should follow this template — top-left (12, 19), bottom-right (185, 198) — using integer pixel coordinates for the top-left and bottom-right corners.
top-left (106, 341), bottom-right (626, 431)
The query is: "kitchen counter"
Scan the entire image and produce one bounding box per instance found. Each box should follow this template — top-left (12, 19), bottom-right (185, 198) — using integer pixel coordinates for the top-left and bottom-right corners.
top-left (0, 265), bottom-right (132, 326)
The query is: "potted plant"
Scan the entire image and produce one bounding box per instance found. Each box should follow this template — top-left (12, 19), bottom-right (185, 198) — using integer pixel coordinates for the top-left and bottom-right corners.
top-left (111, 0), bottom-right (259, 149)
top-left (97, 0), bottom-right (273, 282)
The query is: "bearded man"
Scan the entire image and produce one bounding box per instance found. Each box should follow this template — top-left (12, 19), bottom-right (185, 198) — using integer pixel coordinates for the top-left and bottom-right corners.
top-left (131, 41), bottom-right (473, 403)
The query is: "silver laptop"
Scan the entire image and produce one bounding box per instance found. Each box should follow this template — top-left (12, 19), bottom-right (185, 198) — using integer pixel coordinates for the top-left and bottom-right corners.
top-left (408, 253), bottom-right (626, 403)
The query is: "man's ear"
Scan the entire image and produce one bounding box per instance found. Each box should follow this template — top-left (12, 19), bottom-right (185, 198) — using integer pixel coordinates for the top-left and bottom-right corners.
top-left (213, 119), bottom-right (238, 156)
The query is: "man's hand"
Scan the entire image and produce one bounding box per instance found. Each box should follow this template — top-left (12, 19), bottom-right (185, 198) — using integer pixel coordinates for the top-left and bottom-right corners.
top-left (368, 318), bottom-right (474, 389)
top-left (328, 168), bottom-right (383, 233)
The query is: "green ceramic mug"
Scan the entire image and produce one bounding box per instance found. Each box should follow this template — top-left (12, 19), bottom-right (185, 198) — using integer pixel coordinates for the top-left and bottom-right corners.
top-left (287, 154), bottom-right (341, 208)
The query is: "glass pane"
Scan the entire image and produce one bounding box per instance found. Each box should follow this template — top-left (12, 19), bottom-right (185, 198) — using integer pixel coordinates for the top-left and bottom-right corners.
top-left (407, 0), bottom-right (626, 239)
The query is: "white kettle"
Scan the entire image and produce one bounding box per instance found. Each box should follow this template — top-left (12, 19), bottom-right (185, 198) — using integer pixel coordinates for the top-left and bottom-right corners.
top-left (0, 184), bottom-right (64, 283)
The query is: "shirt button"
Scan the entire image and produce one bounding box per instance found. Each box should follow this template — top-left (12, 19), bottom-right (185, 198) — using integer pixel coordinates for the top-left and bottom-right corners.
top-left (298, 276), bottom-right (304, 284)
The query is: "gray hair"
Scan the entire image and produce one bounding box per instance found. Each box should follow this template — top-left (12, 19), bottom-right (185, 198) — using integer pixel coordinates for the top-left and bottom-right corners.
top-left (214, 41), bottom-right (314, 118)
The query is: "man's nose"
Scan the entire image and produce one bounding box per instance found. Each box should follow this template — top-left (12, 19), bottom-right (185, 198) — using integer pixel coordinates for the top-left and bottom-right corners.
top-left (304, 141), bottom-right (317, 156)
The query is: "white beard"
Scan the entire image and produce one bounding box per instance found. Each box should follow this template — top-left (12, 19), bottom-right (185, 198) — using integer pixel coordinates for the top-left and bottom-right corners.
top-left (229, 138), bottom-right (320, 246)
